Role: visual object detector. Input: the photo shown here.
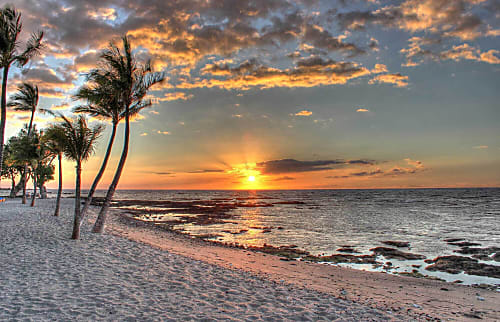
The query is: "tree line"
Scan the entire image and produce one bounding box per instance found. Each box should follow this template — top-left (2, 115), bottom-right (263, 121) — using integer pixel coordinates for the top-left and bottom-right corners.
top-left (0, 7), bottom-right (165, 239)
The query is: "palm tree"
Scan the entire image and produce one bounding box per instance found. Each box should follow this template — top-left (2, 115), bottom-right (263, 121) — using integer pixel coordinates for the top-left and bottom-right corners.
top-left (43, 125), bottom-right (66, 216)
top-left (0, 6), bottom-right (43, 178)
top-left (74, 58), bottom-right (161, 222)
top-left (8, 82), bottom-right (38, 133)
top-left (91, 36), bottom-right (164, 233)
top-left (8, 82), bottom-right (39, 204)
top-left (55, 114), bottom-right (103, 239)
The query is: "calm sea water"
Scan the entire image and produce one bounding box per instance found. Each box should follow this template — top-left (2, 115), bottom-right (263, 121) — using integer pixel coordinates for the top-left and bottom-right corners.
top-left (82, 188), bottom-right (500, 286)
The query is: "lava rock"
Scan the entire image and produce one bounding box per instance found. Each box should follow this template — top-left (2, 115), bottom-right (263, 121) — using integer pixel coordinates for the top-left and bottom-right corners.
top-left (336, 246), bottom-right (359, 253)
top-left (382, 241), bottom-right (410, 248)
top-left (444, 238), bottom-right (465, 243)
top-left (302, 254), bottom-right (377, 264)
top-left (370, 247), bottom-right (426, 260)
top-left (454, 246), bottom-right (500, 261)
top-left (447, 241), bottom-right (481, 247)
top-left (425, 255), bottom-right (500, 278)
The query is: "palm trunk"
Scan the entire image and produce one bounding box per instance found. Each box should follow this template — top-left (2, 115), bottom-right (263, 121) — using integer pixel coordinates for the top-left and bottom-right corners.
top-left (21, 115), bottom-right (35, 204)
top-left (79, 122), bottom-right (117, 225)
top-left (27, 109), bottom-right (35, 136)
top-left (9, 172), bottom-right (16, 196)
top-left (10, 175), bottom-right (24, 197)
top-left (21, 164), bottom-right (28, 203)
top-left (0, 66), bottom-right (10, 182)
top-left (39, 184), bottom-right (47, 199)
top-left (71, 162), bottom-right (82, 240)
top-left (92, 110), bottom-right (130, 233)
top-left (22, 170), bottom-right (27, 204)
top-left (54, 153), bottom-right (62, 216)
top-left (30, 170), bottom-right (37, 207)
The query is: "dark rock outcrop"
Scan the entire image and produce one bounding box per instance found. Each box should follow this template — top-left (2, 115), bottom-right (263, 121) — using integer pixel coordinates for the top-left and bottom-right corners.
top-left (370, 247), bottom-right (426, 260)
top-left (425, 255), bottom-right (500, 278)
top-left (382, 241), bottom-right (410, 248)
top-left (454, 246), bottom-right (500, 261)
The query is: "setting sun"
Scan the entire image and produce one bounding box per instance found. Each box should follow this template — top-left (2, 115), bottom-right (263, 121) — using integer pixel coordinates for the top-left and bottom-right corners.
top-left (248, 176), bottom-right (256, 182)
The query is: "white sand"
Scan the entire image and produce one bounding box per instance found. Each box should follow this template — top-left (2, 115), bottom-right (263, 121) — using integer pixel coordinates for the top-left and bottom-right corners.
top-left (0, 198), bottom-right (398, 321)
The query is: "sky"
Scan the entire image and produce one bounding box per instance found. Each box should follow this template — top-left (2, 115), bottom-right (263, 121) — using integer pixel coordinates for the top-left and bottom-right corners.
top-left (1, 0), bottom-right (499, 190)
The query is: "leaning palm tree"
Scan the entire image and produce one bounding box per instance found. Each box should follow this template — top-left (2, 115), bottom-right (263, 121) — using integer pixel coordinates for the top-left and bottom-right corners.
top-left (91, 36), bottom-right (164, 233)
top-left (43, 125), bottom-right (66, 216)
top-left (8, 82), bottom-right (39, 204)
top-left (55, 114), bottom-right (103, 239)
top-left (0, 6), bottom-right (43, 178)
top-left (74, 68), bottom-right (147, 222)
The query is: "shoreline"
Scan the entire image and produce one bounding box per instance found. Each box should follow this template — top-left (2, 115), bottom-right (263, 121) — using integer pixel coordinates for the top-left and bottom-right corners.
top-left (1, 197), bottom-right (499, 320)
top-left (100, 203), bottom-right (500, 321)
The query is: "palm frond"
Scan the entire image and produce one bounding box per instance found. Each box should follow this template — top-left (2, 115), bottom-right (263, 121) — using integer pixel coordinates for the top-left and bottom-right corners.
top-left (15, 30), bottom-right (44, 66)
top-left (7, 82), bottom-right (38, 111)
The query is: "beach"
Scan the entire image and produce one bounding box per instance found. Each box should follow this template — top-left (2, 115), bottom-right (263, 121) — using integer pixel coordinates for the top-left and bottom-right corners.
top-left (1, 198), bottom-right (499, 321)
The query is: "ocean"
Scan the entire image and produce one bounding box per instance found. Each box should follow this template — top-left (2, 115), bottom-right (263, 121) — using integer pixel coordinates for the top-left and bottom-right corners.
top-left (83, 188), bottom-right (500, 287)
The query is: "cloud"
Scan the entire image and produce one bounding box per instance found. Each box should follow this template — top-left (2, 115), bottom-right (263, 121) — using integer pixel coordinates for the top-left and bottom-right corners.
top-left (336, 0), bottom-right (489, 41)
top-left (19, 66), bottom-right (76, 98)
top-left (302, 24), bottom-right (365, 56)
top-left (295, 110), bottom-right (313, 116)
top-left (72, 50), bottom-right (101, 72)
top-left (271, 176), bottom-right (296, 181)
top-left (87, 7), bottom-right (117, 21)
top-left (47, 103), bottom-right (72, 112)
top-left (472, 145), bottom-right (488, 149)
top-left (369, 73), bottom-right (409, 87)
top-left (157, 130), bottom-right (171, 135)
top-left (440, 44), bottom-right (500, 64)
top-left (356, 108), bottom-right (369, 112)
top-left (401, 38), bottom-right (500, 66)
top-left (160, 92), bottom-right (194, 102)
top-left (140, 132), bottom-right (148, 136)
top-left (182, 57), bottom-right (373, 90)
top-left (154, 172), bottom-right (174, 175)
top-left (371, 63), bottom-right (387, 74)
top-left (328, 158), bottom-right (425, 178)
top-left (256, 158), bottom-right (375, 174)
top-left (327, 169), bottom-right (383, 178)
top-left (404, 158), bottom-right (424, 168)
top-left (187, 169), bottom-right (225, 174)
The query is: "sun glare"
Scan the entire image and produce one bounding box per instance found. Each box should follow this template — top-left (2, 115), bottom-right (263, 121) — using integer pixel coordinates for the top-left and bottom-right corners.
top-left (248, 175), bottom-right (256, 182)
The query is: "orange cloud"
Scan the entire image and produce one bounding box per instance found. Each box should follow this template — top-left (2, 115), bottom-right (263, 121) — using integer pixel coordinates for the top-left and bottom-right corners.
top-left (295, 110), bottom-right (312, 116)
top-left (441, 44), bottom-right (500, 64)
top-left (369, 73), bottom-right (409, 87)
top-left (180, 58), bottom-right (373, 90)
top-left (160, 92), bottom-right (194, 102)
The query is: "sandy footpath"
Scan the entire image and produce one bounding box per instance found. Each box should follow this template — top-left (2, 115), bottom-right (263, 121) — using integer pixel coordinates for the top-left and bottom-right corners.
top-left (0, 198), bottom-right (402, 321)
